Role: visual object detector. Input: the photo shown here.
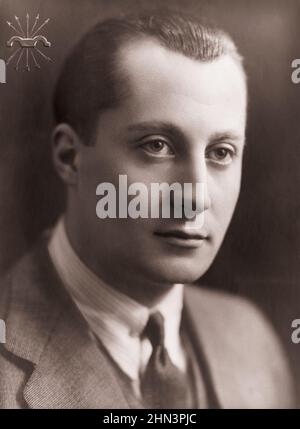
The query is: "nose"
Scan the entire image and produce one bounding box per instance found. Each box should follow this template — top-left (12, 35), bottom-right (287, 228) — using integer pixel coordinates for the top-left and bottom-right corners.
top-left (171, 153), bottom-right (211, 218)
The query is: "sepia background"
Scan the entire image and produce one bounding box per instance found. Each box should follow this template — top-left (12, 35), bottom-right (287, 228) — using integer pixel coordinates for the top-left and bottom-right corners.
top-left (0, 0), bottom-right (300, 402)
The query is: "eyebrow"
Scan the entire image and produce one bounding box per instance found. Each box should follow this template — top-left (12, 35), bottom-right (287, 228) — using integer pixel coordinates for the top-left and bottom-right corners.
top-left (209, 131), bottom-right (245, 144)
top-left (126, 121), bottom-right (245, 146)
top-left (126, 121), bottom-right (186, 141)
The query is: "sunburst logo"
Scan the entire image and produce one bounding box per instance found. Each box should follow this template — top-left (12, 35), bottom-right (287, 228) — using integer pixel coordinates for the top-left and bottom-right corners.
top-left (6, 13), bottom-right (52, 71)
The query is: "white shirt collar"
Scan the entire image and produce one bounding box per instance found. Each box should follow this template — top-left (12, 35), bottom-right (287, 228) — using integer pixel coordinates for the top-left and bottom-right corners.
top-left (48, 217), bottom-right (185, 381)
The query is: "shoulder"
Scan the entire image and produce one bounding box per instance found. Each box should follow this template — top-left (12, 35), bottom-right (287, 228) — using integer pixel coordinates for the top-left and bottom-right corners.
top-left (186, 283), bottom-right (285, 343)
top-left (0, 234), bottom-right (76, 408)
top-left (0, 266), bottom-right (28, 408)
top-left (185, 284), bottom-right (271, 333)
top-left (185, 284), bottom-right (295, 408)
top-left (0, 231), bottom-right (60, 308)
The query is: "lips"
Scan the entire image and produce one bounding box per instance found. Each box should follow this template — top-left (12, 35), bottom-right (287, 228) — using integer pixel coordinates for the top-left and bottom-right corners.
top-left (154, 230), bottom-right (207, 240)
top-left (154, 228), bottom-right (209, 248)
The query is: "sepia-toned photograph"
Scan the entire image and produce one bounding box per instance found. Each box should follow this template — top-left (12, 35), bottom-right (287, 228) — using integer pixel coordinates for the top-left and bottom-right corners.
top-left (0, 0), bottom-right (299, 412)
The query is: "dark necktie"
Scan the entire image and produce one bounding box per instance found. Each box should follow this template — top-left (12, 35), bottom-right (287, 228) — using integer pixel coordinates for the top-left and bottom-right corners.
top-left (140, 311), bottom-right (189, 409)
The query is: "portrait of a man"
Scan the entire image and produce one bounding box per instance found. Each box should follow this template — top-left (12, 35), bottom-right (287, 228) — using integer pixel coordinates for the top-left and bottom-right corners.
top-left (0, 3), bottom-right (298, 410)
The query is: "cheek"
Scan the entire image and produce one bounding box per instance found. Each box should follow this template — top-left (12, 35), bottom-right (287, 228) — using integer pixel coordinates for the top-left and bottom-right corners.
top-left (210, 166), bottom-right (242, 222)
top-left (78, 152), bottom-right (124, 203)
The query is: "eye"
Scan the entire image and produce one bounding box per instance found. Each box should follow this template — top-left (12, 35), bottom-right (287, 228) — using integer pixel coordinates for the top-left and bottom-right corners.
top-left (206, 144), bottom-right (236, 165)
top-left (140, 138), bottom-right (175, 157)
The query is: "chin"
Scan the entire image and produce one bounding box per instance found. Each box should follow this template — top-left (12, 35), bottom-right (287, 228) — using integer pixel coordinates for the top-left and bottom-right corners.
top-left (143, 255), bottom-right (213, 285)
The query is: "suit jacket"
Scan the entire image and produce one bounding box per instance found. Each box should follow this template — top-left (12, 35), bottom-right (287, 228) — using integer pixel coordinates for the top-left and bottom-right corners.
top-left (0, 233), bottom-right (295, 409)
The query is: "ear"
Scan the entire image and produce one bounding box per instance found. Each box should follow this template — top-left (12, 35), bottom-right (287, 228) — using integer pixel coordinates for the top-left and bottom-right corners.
top-left (52, 123), bottom-right (81, 186)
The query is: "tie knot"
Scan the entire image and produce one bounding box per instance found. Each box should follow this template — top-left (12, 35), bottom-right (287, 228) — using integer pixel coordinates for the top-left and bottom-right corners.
top-left (143, 311), bottom-right (165, 348)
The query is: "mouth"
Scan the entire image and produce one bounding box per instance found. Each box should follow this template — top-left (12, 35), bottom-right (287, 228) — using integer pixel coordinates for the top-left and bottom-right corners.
top-left (154, 229), bottom-right (209, 249)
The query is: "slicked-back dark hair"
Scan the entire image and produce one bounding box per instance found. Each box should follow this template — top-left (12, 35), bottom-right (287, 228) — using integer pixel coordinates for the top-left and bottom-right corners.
top-left (54, 12), bottom-right (244, 144)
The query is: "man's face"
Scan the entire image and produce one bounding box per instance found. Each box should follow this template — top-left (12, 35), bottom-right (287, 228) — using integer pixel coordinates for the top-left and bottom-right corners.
top-left (75, 39), bottom-right (247, 290)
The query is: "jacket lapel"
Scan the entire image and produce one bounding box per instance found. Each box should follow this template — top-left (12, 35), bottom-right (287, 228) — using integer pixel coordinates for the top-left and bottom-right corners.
top-left (183, 286), bottom-right (222, 408)
top-left (4, 234), bottom-right (129, 409)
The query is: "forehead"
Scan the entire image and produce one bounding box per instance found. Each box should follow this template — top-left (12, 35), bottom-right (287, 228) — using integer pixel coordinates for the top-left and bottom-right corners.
top-left (115, 39), bottom-right (247, 134)
top-left (119, 39), bottom-right (246, 104)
